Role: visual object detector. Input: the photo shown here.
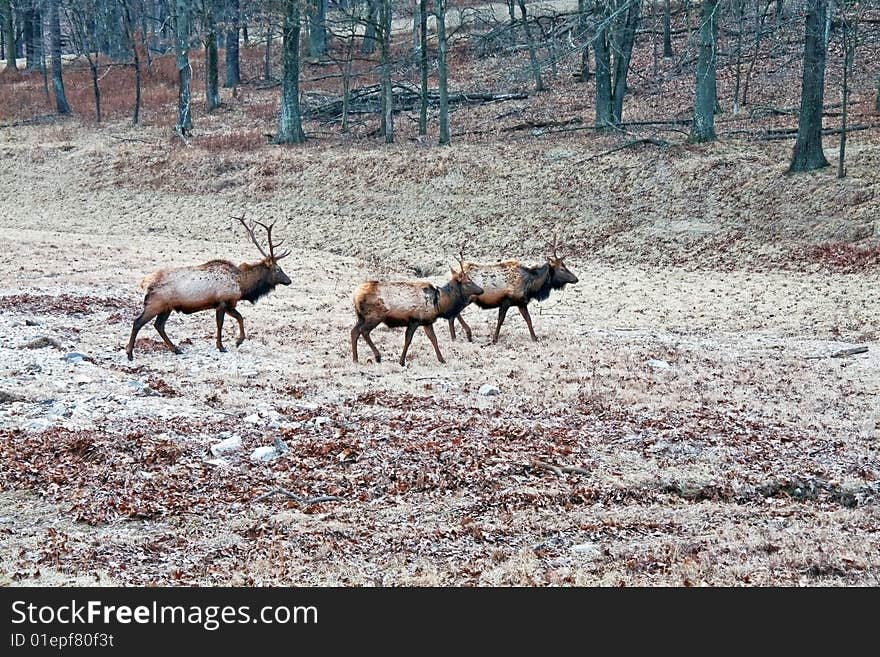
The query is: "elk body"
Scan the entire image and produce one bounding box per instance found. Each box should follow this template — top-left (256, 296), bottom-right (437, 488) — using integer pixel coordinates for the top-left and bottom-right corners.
top-left (351, 264), bottom-right (483, 366)
top-left (125, 217), bottom-right (291, 360)
top-left (449, 238), bottom-right (578, 344)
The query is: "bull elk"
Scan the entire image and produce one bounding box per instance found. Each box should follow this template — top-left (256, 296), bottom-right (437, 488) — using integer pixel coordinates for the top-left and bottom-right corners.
top-left (449, 234), bottom-right (578, 343)
top-left (351, 254), bottom-right (484, 366)
top-left (125, 216), bottom-right (291, 360)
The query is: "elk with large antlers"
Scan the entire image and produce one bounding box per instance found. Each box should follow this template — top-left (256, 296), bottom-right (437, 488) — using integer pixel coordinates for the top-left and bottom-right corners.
top-left (125, 216), bottom-right (292, 360)
top-left (448, 234), bottom-right (578, 344)
top-left (351, 253), bottom-right (484, 366)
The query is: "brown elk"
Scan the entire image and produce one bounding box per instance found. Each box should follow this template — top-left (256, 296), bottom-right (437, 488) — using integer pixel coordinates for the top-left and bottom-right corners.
top-left (449, 235), bottom-right (578, 344)
top-left (125, 216), bottom-right (291, 360)
top-left (351, 255), bottom-right (484, 366)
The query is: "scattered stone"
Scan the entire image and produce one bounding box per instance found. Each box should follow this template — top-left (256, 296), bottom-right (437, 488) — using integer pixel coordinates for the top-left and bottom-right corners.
top-left (243, 413), bottom-right (262, 425)
top-left (62, 352), bottom-right (90, 364)
top-left (210, 435), bottom-right (242, 457)
top-left (479, 384), bottom-right (501, 396)
top-left (647, 359), bottom-right (671, 370)
top-left (0, 390), bottom-right (25, 404)
top-left (250, 445), bottom-right (280, 462)
top-left (204, 458), bottom-right (228, 467)
top-left (312, 416), bottom-right (332, 428)
top-left (25, 319), bottom-right (41, 326)
top-left (241, 371), bottom-right (258, 379)
top-left (24, 336), bottom-right (62, 350)
top-left (545, 147), bottom-right (577, 161)
top-left (24, 418), bottom-right (51, 432)
top-left (571, 542), bottom-right (601, 558)
top-left (273, 436), bottom-right (289, 455)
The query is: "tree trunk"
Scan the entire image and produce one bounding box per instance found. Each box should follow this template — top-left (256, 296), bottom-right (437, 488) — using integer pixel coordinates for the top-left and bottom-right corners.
top-left (789, 0), bottom-right (829, 173)
top-left (732, 0), bottom-right (744, 115)
top-left (437, 0), bottom-right (449, 144)
top-left (48, 0), bottom-right (68, 112)
top-left (175, 0), bottom-right (192, 134)
top-left (1, 0), bottom-right (17, 71)
top-left (518, 0), bottom-right (543, 92)
top-left (224, 0), bottom-right (240, 87)
top-left (838, 16), bottom-right (855, 179)
top-left (89, 60), bottom-right (101, 122)
top-left (594, 1), bottom-right (612, 128)
top-left (307, 0), bottom-right (326, 58)
top-left (264, 26), bottom-right (272, 79)
top-left (379, 0), bottom-right (393, 142)
top-left (418, 0), bottom-right (428, 135)
top-left (362, 0), bottom-right (378, 54)
top-left (876, 74), bottom-right (879, 113)
top-left (690, 0), bottom-right (718, 142)
top-left (121, 0), bottom-right (141, 124)
top-left (21, 0), bottom-right (39, 71)
top-left (205, 1), bottom-right (219, 111)
top-left (274, 0), bottom-right (305, 144)
top-left (663, 0), bottom-right (673, 57)
top-left (610, 0), bottom-right (642, 125)
top-left (577, 0), bottom-right (590, 81)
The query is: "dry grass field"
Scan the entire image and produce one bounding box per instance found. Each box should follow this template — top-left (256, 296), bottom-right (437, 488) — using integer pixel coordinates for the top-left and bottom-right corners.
top-left (1, 11), bottom-right (879, 585)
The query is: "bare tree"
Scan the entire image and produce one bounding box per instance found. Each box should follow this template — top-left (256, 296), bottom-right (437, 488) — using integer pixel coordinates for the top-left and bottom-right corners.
top-left (595, 0), bottom-right (643, 128)
top-left (203, 0), bottom-right (219, 110)
top-left (379, 0), bottom-right (392, 142)
top-left (307, 0), bottom-right (326, 58)
top-left (836, 0), bottom-right (864, 179)
top-left (418, 0), bottom-right (428, 135)
top-left (1, 0), bottom-right (17, 72)
top-left (690, 0), bottom-right (719, 142)
top-left (662, 0), bottom-right (672, 57)
top-left (65, 0), bottom-right (106, 122)
top-left (274, 0), bottom-right (305, 143)
top-left (174, 0), bottom-right (193, 134)
top-left (48, 0), bottom-right (69, 112)
top-left (224, 0), bottom-right (240, 87)
top-left (517, 0), bottom-right (543, 92)
top-left (789, 0), bottom-right (829, 173)
top-left (437, 0), bottom-right (449, 143)
top-left (119, 0), bottom-right (141, 124)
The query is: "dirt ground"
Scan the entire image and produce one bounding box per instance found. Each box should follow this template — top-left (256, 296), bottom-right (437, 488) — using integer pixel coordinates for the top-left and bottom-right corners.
top-left (1, 114), bottom-right (879, 587)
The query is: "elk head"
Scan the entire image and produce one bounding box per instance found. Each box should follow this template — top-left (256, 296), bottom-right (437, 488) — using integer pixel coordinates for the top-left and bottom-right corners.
top-left (546, 233), bottom-right (578, 286)
top-left (235, 215), bottom-right (292, 286)
top-left (452, 250), bottom-right (483, 298)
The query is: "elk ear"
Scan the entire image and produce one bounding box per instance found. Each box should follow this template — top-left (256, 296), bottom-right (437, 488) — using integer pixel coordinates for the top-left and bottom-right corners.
top-left (451, 268), bottom-right (457, 278)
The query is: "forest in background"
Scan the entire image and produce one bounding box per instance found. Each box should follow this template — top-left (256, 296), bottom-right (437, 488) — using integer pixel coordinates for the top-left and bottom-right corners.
top-left (0, 0), bottom-right (877, 176)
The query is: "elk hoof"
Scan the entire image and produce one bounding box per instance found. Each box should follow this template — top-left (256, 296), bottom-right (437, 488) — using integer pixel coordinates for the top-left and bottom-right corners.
top-left (438, 358), bottom-right (446, 364)
top-left (126, 351), bottom-right (133, 361)
top-left (218, 346), bottom-right (227, 353)
top-left (236, 339), bottom-right (245, 347)
top-left (465, 333), bottom-right (473, 343)
top-left (172, 347), bottom-right (183, 355)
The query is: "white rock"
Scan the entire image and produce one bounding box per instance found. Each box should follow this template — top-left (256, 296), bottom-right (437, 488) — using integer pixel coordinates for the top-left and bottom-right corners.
top-left (25, 418), bottom-right (51, 432)
top-left (204, 458), bottom-right (228, 467)
top-left (479, 384), bottom-right (501, 396)
top-left (243, 413), bottom-right (261, 424)
top-left (312, 416), bottom-right (332, 428)
top-left (647, 359), bottom-right (672, 370)
top-left (210, 435), bottom-right (242, 456)
top-left (273, 437), bottom-right (289, 454)
top-left (250, 445), bottom-right (279, 462)
top-left (571, 542), bottom-right (601, 557)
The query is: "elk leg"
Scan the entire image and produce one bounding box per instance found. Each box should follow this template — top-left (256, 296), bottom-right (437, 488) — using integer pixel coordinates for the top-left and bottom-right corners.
top-left (423, 324), bottom-right (445, 363)
top-left (215, 307), bottom-right (227, 352)
top-left (517, 304), bottom-right (538, 341)
top-left (154, 310), bottom-right (181, 355)
top-left (457, 314), bottom-right (473, 342)
top-left (399, 321), bottom-right (419, 366)
top-left (126, 308), bottom-right (159, 360)
top-left (492, 300), bottom-right (511, 344)
top-left (448, 317), bottom-right (456, 340)
top-left (350, 322), bottom-right (362, 362)
top-left (226, 307), bottom-right (246, 346)
top-left (362, 330), bottom-right (382, 363)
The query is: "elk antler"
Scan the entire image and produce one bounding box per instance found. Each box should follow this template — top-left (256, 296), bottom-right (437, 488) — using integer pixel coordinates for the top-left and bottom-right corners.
top-left (457, 247), bottom-right (466, 272)
top-left (548, 232), bottom-right (567, 260)
top-left (234, 214), bottom-right (269, 259)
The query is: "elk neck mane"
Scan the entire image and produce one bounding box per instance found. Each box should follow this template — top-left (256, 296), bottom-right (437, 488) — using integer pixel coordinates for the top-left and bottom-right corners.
top-left (238, 260), bottom-right (277, 303)
top-left (525, 263), bottom-right (554, 302)
top-left (436, 280), bottom-right (472, 319)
